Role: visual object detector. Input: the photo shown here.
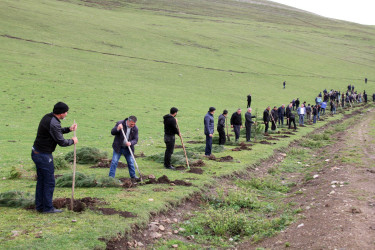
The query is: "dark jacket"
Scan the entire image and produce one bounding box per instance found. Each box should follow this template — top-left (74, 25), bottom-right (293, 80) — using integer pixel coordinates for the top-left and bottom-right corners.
top-left (163, 114), bottom-right (179, 136)
top-left (286, 106), bottom-right (292, 118)
top-left (277, 106), bottom-right (285, 117)
top-left (217, 114), bottom-right (226, 129)
top-left (295, 99), bottom-right (300, 107)
top-left (247, 95), bottom-right (252, 103)
top-left (230, 112), bottom-right (242, 126)
top-left (313, 106), bottom-right (318, 116)
top-left (271, 109), bottom-right (278, 121)
top-left (204, 112), bottom-right (214, 135)
top-left (263, 109), bottom-right (270, 123)
top-left (111, 119), bottom-right (138, 153)
top-left (33, 113), bottom-right (73, 154)
top-left (245, 112), bottom-right (255, 127)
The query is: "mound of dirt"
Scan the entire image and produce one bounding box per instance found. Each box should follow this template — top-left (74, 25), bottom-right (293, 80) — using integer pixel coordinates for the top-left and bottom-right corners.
top-left (188, 168), bottom-right (204, 174)
top-left (218, 156), bottom-right (234, 162)
top-left (118, 178), bottom-right (134, 188)
top-left (175, 166), bottom-right (187, 170)
top-left (145, 175), bottom-right (193, 186)
top-left (259, 140), bottom-right (272, 144)
top-left (191, 160), bottom-right (205, 167)
top-left (282, 131), bottom-right (296, 135)
top-left (208, 155), bottom-right (216, 160)
top-left (157, 175), bottom-right (171, 184)
top-left (266, 137), bottom-right (279, 141)
top-left (172, 180), bottom-right (193, 186)
top-left (93, 207), bottom-right (136, 218)
top-left (53, 197), bottom-right (103, 212)
top-left (232, 147), bottom-right (242, 151)
top-left (90, 159), bottom-right (127, 169)
top-left (274, 135), bottom-right (290, 138)
top-left (186, 141), bottom-right (204, 144)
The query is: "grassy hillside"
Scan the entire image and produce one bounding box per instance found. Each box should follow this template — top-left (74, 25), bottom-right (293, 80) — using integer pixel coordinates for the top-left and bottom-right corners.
top-left (0, 0), bottom-right (374, 248)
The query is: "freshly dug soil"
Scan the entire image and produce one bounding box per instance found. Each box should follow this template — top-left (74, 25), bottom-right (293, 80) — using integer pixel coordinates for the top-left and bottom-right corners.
top-left (157, 175), bottom-right (171, 184)
top-left (259, 140), bottom-right (272, 144)
top-left (90, 159), bottom-right (127, 169)
top-left (186, 141), bottom-right (204, 144)
top-left (145, 175), bottom-right (193, 186)
top-left (175, 165), bottom-right (187, 170)
top-left (266, 137), bottom-right (279, 141)
top-left (274, 135), bottom-right (290, 138)
top-left (188, 168), bottom-right (204, 174)
top-left (174, 145), bottom-right (183, 149)
top-left (282, 131), bottom-right (296, 135)
top-left (232, 147), bottom-right (242, 151)
top-left (208, 155), bottom-right (216, 160)
top-left (53, 197), bottom-right (103, 212)
top-left (118, 178), bottom-right (134, 188)
top-left (191, 160), bottom-right (205, 167)
top-left (172, 180), bottom-right (193, 186)
top-left (93, 207), bottom-right (136, 218)
top-left (218, 156), bottom-right (234, 162)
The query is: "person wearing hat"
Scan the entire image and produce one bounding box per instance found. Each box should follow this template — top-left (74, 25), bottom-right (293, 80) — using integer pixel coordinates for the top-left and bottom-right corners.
top-left (163, 107), bottom-right (180, 170)
top-left (32, 102), bottom-right (78, 213)
top-left (217, 110), bottom-right (228, 145)
top-left (204, 107), bottom-right (216, 156)
top-left (231, 108), bottom-right (243, 142)
top-left (109, 115), bottom-right (139, 179)
top-left (245, 108), bottom-right (256, 142)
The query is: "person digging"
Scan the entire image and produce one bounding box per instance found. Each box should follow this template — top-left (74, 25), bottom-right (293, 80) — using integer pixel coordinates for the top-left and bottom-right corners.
top-left (163, 107), bottom-right (180, 170)
top-left (108, 116), bottom-right (140, 182)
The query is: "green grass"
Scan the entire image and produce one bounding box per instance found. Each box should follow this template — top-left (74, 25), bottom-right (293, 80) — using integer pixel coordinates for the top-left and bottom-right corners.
top-left (1, 0), bottom-right (375, 248)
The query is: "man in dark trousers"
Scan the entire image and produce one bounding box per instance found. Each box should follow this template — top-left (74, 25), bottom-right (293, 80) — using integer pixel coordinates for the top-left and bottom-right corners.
top-left (288, 111), bottom-right (297, 130)
top-left (286, 103), bottom-right (292, 125)
top-left (217, 110), bottom-right (228, 145)
top-left (295, 98), bottom-right (300, 109)
top-left (365, 78), bottom-right (367, 84)
top-left (109, 115), bottom-right (139, 177)
top-left (278, 104), bottom-right (285, 126)
top-left (231, 108), bottom-right (243, 142)
top-left (204, 107), bottom-right (215, 156)
top-left (245, 108), bottom-right (256, 142)
top-left (263, 106), bottom-right (270, 134)
top-left (162, 107), bottom-right (180, 170)
top-left (247, 94), bottom-right (252, 108)
top-left (32, 102), bottom-right (78, 213)
top-left (364, 91), bottom-right (368, 103)
top-left (283, 81), bottom-right (286, 89)
top-left (270, 106), bottom-right (278, 131)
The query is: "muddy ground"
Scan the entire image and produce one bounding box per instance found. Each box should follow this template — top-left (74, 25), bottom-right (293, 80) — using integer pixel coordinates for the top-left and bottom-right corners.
top-left (106, 105), bottom-right (375, 249)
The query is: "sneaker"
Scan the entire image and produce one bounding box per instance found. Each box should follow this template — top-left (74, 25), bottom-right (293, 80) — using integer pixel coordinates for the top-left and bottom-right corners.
top-left (43, 208), bottom-right (63, 214)
top-left (165, 165), bottom-right (176, 170)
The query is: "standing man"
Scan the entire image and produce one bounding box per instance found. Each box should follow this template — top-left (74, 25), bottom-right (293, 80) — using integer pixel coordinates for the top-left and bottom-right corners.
top-left (109, 116), bottom-right (139, 179)
top-left (286, 103), bottom-right (292, 126)
top-left (365, 78), bottom-right (368, 84)
top-left (288, 111), bottom-right (297, 130)
top-left (306, 104), bottom-right (312, 121)
top-left (204, 107), bottom-right (215, 156)
top-left (295, 98), bottom-right (300, 110)
top-left (231, 108), bottom-right (243, 142)
top-left (217, 110), bottom-right (228, 145)
top-left (283, 81), bottom-right (286, 89)
top-left (270, 106), bottom-right (278, 131)
top-left (247, 94), bottom-right (252, 108)
top-left (263, 106), bottom-right (271, 135)
top-left (32, 102), bottom-right (78, 213)
top-left (163, 107), bottom-right (180, 170)
top-left (245, 108), bottom-right (256, 142)
top-left (278, 104), bottom-right (285, 126)
top-left (297, 104), bottom-right (306, 126)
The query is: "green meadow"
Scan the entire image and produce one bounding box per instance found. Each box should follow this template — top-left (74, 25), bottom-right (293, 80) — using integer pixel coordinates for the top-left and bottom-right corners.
top-left (1, 0), bottom-right (375, 248)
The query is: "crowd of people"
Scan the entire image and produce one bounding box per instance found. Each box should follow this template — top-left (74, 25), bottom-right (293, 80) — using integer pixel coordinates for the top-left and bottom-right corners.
top-left (31, 83), bottom-right (371, 213)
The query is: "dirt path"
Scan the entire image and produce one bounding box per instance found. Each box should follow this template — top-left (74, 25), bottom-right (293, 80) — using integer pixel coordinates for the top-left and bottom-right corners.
top-left (251, 107), bottom-right (375, 249)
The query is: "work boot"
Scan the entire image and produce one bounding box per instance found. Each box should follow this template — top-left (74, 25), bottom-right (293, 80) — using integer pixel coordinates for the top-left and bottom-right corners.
top-left (165, 165), bottom-right (176, 170)
top-left (43, 208), bottom-right (63, 214)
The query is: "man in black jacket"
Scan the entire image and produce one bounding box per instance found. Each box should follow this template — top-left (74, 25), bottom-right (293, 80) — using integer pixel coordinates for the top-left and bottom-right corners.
top-left (32, 102), bottom-right (78, 213)
top-left (231, 108), bottom-right (242, 142)
top-left (163, 107), bottom-right (180, 170)
top-left (245, 108), bottom-right (256, 142)
top-left (109, 116), bottom-right (139, 177)
top-left (263, 106), bottom-right (270, 134)
top-left (217, 110), bottom-right (228, 145)
top-left (285, 103), bottom-right (292, 125)
top-left (270, 106), bottom-right (278, 131)
top-left (278, 104), bottom-right (285, 126)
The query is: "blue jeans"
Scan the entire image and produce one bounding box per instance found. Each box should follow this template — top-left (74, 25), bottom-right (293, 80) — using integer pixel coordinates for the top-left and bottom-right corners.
top-left (109, 147), bottom-right (136, 178)
top-left (32, 149), bottom-right (55, 212)
top-left (205, 134), bottom-right (212, 156)
top-left (299, 114), bottom-right (304, 125)
top-left (313, 115), bottom-right (317, 123)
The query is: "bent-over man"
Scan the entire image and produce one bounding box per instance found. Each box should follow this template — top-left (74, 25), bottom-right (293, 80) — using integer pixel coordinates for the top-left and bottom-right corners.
top-left (109, 116), bottom-right (139, 180)
top-left (217, 110), bottom-right (228, 145)
top-left (32, 102), bottom-right (78, 213)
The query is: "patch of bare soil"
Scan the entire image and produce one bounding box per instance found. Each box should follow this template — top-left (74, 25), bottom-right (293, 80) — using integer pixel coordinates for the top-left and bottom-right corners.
top-left (218, 155), bottom-right (234, 162)
top-left (186, 140), bottom-right (204, 144)
top-left (191, 160), bottom-right (205, 167)
top-left (188, 168), bottom-right (204, 174)
top-left (145, 175), bottom-right (192, 186)
top-left (93, 207), bottom-right (136, 218)
top-left (266, 137), bottom-right (279, 141)
top-left (90, 159), bottom-right (127, 168)
top-left (53, 197), bottom-right (103, 212)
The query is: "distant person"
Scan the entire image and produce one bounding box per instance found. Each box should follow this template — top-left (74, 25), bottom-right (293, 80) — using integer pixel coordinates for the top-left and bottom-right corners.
top-left (231, 108), bottom-right (243, 142)
top-left (365, 78), bottom-right (367, 84)
top-left (283, 81), bottom-right (286, 89)
top-left (292, 99), bottom-right (296, 110)
top-left (372, 93), bottom-right (375, 102)
top-left (295, 98), bottom-right (300, 109)
top-left (109, 116), bottom-right (139, 179)
top-left (277, 104), bottom-right (285, 126)
top-left (204, 107), bottom-right (215, 156)
top-left (263, 106), bottom-right (271, 134)
top-left (352, 85), bottom-right (355, 92)
top-left (32, 102), bottom-right (78, 213)
top-left (217, 110), bottom-right (228, 145)
top-left (245, 108), bottom-right (256, 142)
top-left (364, 91), bottom-right (368, 103)
top-left (247, 94), bottom-right (252, 108)
top-left (163, 107), bottom-right (180, 170)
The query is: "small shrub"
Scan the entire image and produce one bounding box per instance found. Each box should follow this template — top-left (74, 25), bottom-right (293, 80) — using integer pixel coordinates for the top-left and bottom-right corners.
top-left (55, 172), bottom-right (121, 188)
top-left (9, 166), bottom-right (22, 179)
top-left (0, 191), bottom-right (34, 208)
top-left (65, 147), bottom-right (107, 164)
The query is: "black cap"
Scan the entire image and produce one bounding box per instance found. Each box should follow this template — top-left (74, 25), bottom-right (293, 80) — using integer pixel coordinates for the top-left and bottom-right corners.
top-left (53, 102), bottom-right (69, 114)
top-left (223, 109), bottom-right (228, 114)
top-left (209, 107), bottom-right (216, 112)
top-left (170, 107), bottom-right (178, 114)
